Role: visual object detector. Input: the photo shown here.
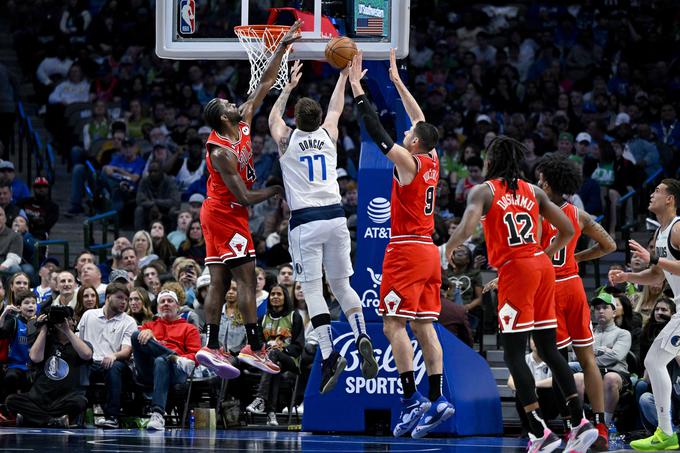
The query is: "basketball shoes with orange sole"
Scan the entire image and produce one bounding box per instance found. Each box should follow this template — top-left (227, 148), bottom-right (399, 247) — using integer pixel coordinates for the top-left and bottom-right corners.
top-left (238, 344), bottom-right (280, 374)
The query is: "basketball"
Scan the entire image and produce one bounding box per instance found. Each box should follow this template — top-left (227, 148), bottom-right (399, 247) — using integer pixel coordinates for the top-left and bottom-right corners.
top-left (324, 36), bottom-right (358, 69)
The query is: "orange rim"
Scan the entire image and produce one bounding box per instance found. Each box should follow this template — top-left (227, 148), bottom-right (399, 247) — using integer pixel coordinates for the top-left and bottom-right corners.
top-left (234, 25), bottom-right (291, 38)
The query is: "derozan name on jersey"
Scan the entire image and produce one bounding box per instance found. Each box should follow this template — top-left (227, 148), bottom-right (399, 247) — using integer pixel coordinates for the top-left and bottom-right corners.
top-left (496, 193), bottom-right (536, 211)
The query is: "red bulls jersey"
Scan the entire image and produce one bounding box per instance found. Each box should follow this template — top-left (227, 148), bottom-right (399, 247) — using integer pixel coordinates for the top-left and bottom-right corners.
top-left (482, 179), bottom-right (543, 268)
top-left (540, 202), bottom-right (581, 279)
top-left (389, 151), bottom-right (439, 241)
top-left (205, 123), bottom-right (256, 204)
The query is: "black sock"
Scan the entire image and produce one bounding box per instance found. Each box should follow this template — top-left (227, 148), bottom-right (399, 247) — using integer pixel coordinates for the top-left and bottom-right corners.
top-left (527, 409), bottom-right (546, 438)
top-left (428, 374), bottom-right (442, 401)
top-left (246, 323), bottom-right (262, 350)
top-left (400, 371), bottom-right (416, 399)
top-left (566, 396), bottom-right (583, 424)
top-left (593, 412), bottom-right (605, 425)
top-left (206, 323), bottom-right (220, 349)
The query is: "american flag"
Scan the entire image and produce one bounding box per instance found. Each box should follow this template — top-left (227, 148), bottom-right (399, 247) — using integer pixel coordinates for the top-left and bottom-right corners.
top-left (356, 17), bottom-right (384, 35)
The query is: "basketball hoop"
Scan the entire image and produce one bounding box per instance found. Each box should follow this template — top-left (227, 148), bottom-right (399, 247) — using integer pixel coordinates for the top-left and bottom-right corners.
top-left (234, 25), bottom-right (293, 94)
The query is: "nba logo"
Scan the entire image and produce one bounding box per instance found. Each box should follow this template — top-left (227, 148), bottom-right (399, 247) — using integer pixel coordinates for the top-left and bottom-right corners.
top-left (179, 0), bottom-right (196, 34)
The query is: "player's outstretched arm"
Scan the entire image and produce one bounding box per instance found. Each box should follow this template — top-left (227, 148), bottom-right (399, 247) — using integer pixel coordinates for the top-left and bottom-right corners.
top-left (626, 222), bottom-right (680, 278)
top-left (241, 20), bottom-right (302, 124)
top-left (535, 186), bottom-right (574, 257)
top-left (445, 184), bottom-right (491, 262)
top-left (269, 60), bottom-right (302, 156)
top-left (574, 209), bottom-right (616, 262)
top-left (348, 52), bottom-right (418, 183)
top-left (209, 147), bottom-right (283, 206)
top-left (321, 67), bottom-right (349, 142)
top-left (388, 48), bottom-right (425, 124)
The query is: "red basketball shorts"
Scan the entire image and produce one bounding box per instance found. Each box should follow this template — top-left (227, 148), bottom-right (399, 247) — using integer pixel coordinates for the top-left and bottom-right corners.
top-left (497, 253), bottom-right (556, 333)
top-left (200, 197), bottom-right (255, 265)
top-left (554, 275), bottom-right (594, 349)
top-left (379, 242), bottom-right (441, 320)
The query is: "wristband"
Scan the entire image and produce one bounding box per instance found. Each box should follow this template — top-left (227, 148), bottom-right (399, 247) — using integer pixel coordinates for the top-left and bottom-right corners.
top-left (649, 254), bottom-right (659, 266)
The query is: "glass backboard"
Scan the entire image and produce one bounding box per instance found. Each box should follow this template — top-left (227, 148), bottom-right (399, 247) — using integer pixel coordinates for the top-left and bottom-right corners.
top-left (156, 0), bottom-right (410, 61)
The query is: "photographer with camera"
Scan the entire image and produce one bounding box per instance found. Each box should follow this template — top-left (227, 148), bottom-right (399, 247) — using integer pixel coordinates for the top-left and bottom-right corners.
top-left (77, 283), bottom-right (137, 429)
top-left (6, 304), bottom-right (92, 427)
top-left (0, 289), bottom-right (37, 400)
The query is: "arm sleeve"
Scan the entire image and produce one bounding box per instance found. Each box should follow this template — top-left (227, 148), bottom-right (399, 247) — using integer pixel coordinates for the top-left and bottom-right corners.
top-left (283, 312), bottom-right (305, 358)
top-left (353, 95), bottom-right (395, 154)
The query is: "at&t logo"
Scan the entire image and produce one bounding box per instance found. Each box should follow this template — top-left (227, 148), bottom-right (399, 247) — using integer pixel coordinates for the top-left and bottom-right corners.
top-left (365, 197), bottom-right (391, 239)
top-left (334, 332), bottom-right (427, 395)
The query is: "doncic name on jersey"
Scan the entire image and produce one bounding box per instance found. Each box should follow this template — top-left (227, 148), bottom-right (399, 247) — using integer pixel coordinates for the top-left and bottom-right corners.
top-left (365, 197), bottom-right (391, 239)
top-left (335, 332), bottom-right (427, 395)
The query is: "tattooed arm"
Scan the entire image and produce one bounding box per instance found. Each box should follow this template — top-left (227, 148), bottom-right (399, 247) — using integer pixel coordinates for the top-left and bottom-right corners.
top-left (269, 60), bottom-right (302, 156)
top-left (574, 208), bottom-right (617, 262)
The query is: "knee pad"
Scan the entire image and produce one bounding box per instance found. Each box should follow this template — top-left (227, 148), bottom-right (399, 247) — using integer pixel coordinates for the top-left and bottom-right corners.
top-left (300, 279), bottom-right (329, 319)
top-left (328, 277), bottom-right (361, 313)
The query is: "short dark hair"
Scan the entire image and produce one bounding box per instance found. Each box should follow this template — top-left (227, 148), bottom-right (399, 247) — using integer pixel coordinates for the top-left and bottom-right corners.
top-left (466, 156), bottom-right (484, 170)
top-left (278, 263), bottom-right (293, 273)
top-left (15, 289), bottom-right (36, 306)
top-left (536, 156), bottom-right (583, 196)
top-left (414, 121), bottom-right (439, 152)
top-left (105, 282), bottom-right (130, 298)
top-left (662, 178), bottom-right (680, 210)
top-left (0, 181), bottom-right (11, 191)
top-left (294, 97), bottom-right (323, 132)
top-left (203, 98), bottom-right (225, 131)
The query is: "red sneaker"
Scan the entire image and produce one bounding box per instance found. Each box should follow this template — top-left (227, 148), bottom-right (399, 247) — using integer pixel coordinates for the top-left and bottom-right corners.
top-left (238, 344), bottom-right (280, 374)
top-left (196, 346), bottom-right (241, 379)
top-left (590, 422), bottom-right (609, 451)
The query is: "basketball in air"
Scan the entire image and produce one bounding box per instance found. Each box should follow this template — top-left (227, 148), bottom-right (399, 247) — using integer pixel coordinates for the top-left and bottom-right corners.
top-left (325, 36), bottom-right (358, 69)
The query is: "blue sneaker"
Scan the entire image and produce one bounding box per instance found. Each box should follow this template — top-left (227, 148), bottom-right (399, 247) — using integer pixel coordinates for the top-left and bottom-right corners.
top-left (393, 392), bottom-right (431, 437)
top-left (411, 396), bottom-right (455, 438)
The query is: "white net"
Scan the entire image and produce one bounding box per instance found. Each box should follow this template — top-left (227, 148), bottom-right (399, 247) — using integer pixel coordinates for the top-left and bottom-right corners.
top-left (234, 25), bottom-right (292, 94)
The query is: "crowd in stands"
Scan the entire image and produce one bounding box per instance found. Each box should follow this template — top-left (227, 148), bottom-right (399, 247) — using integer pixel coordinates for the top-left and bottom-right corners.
top-left (0, 0), bottom-right (678, 437)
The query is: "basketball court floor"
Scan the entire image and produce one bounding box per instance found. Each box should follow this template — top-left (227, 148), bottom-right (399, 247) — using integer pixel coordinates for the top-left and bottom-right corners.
top-left (0, 428), bottom-right (633, 452)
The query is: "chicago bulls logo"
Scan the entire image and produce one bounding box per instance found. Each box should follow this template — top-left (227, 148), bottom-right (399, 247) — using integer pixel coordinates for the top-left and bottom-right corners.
top-left (228, 233), bottom-right (248, 258)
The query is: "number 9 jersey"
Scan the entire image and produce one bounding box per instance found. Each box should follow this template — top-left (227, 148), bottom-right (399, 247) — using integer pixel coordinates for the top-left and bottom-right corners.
top-left (481, 179), bottom-right (543, 268)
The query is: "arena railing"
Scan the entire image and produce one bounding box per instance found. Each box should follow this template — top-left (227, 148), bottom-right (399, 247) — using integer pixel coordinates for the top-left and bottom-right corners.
top-left (33, 240), bottom-right (70, 271)
top-left (83, 211), bottom-right (119, 263)
top-left (15, 101), bottom-right (56, 184)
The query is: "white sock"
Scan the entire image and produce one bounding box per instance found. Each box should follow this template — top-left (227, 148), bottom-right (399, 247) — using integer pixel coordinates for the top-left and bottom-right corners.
top-left (328, 277), bottom-right (365, 339)
top-left (301, 279), bottom-right (334, 360)
top-left (604, 412), bottom-right (613, 425)
top-left (644, 339), bottom-right (677, 436)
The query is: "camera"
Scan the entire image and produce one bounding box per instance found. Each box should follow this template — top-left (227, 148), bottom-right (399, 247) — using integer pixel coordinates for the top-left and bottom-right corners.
top-left (47, 305), bottom-right (74, 325)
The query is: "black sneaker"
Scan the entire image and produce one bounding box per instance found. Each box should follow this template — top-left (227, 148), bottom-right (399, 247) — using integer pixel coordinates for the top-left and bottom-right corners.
top-left (320, 351), bottom-right (346, 394)
top-left (357, 334), bottom-right (379, 379)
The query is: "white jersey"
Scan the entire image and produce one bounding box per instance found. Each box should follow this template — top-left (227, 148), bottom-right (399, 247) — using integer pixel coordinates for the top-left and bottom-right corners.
top-left (280, 128), bottom-right (342, 211)
top-left (655, 216), bottom-right (680, 304)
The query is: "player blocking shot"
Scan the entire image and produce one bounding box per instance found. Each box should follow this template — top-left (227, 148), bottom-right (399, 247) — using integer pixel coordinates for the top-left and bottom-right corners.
top-left (611, 179), bottom-right (680, 451)
top-left (195, 21), bottom-right (302, 378)
top-left (268, 60), bottom-right (378, 394)
top-left (347, 50), bottom-right (454, 439)
top-left (446, 138), bottom-right (597, 453)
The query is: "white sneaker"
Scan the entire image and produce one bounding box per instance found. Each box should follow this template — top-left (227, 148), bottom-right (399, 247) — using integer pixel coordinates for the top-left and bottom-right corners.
top-left (175, 356), bottom-right (196, 376)
top-left (147, 412), bottom-right (165, 431)
top-left (297, 403), bottom-right (304, 415)
top-left (246, 397), bottom-right (265, 414)
top-left (266, 412), bottom-right (278, 426)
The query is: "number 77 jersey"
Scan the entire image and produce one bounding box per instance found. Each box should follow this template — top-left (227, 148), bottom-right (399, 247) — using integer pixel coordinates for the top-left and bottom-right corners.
top-left (481, 179), bottom-right (543, 268)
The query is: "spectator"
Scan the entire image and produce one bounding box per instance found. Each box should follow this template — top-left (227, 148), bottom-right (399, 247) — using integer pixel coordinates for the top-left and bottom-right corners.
top-left (73, 284), bottom-right (98, 324)
top-left (124, 99), bottom-right (152, 140)
top-left (251, 134), bottom-right (274, 189)
top-left (34, 44), bottom-right (73, 109)
top-left (0, 162), bottom-right (29, 205)
top-left (455, 156), bottom-right (484, 204)
top-left (12, 215), bottom-right (36, 274)
top-left (131, 290), bottom-right (200, 431)
top-left (6, 305), bottom-right (92, 428)
top-left (193, 273), bottom-right (210, 329)
top-left (78, 263), bottom-right (107, 303)
top-left (52, 271), bottom-right (77, 309)
top-left (0, 206), bottom-right (23, 274)
top-left (633, 282), bottom-right (665, 325)
top-left (134, 161), bottom-right (181, 230)
top-left (33, 257), bottom-right (59, 305)
top-left (639, 298), bottom-right (676, 372)
top-left (117, 246), bottom-right (139, 276)
top-left (78, 283), bottom-right (137, 429)
top-left (0, 290), bottom-right (38, 398)
top-left (255, 266), bottom-right (269, 315)
top-left (276, 263), bottom-right (295, 299)
top-left (167, 210), bottom-right (192, 250)
top-left (99, 236), bottom-right (132, 281)
top-left (444, 245), bottom-right (483, 336)
top-left (651, 104), bottom-right (680, 157)
top-left (71, 99), bottom-right (111, 166)
top-left (163, 136), bottom-right (206, 196)
top-left (19, 177), bottom-right (59, 240)
top-left (612, 293), bottom-right (642, 358)
top-left (47, 63), bottom-right (90, 106)
top-left (624, 123), bottom-right (661, 178)
top-left (59, 0), bottom-right (92, 42)
top-left (149, 220), bottom-right (177, 267)
top-left (187, 193), bottom-right (204, 220)
top-left (134, 264), bottom-right (162, 300)
top-left (218, 281), bottom-right (246, 355)
top-left (246, 284), bottom-right (304, 426)
top-left (7, 272), bottom-right (30, 307)
top-left (591, 293), bottom-right (632, 426)
top-left (132, 230), bottom-right (159, 268)
top-left (342, 181), bottom-right (358, 218)
top-left (73, 250), bottom-right (95, 284)
top-left (177, 219), bottom-right (206, 266)
top-left (101, 138), bottom-right (145, 213)
top-left (127, 287), bottom-right (154, 326)
top-left (0, 180), bottom-right (25, 228)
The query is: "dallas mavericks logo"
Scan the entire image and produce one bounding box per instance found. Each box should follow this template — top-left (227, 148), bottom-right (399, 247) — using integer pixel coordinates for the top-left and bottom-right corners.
top-left (367, 197), bottom-right (391, 224)
top-left (671, 335), bottom-right (680, 347)
top-left (44, 355), bottom-right (69, 381)
top-left (334, 332), bottom-right (427, 395)
top-left (360, 267), bottom-right (382, 315)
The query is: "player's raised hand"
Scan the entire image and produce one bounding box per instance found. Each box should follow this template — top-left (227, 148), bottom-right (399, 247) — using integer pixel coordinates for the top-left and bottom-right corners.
top-left (287, 60), bottom-right (303, 90)
top-left (608, 269), bottom-right (629, 284)
top-left (281, 20), bottom-right (303, 46)
top-left (348, 51), bottom-right (367, 84)
top-left (388, 48), bottom-right (401, 84)
top-left (629, 239), bottom-right (651, 264)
